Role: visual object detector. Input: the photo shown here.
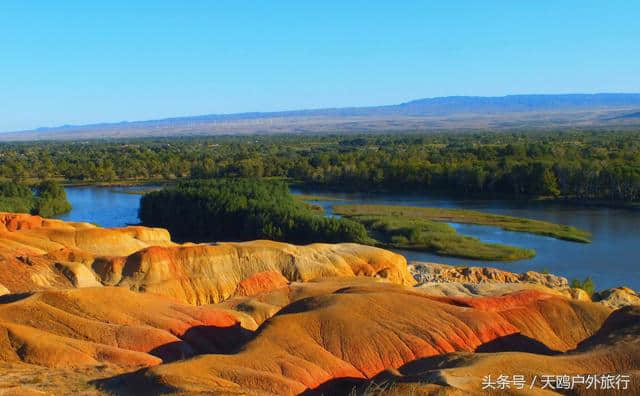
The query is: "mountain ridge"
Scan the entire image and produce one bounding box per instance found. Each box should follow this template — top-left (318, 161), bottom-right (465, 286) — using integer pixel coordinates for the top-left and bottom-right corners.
top-left (3, 93), bottom-right (640, 140)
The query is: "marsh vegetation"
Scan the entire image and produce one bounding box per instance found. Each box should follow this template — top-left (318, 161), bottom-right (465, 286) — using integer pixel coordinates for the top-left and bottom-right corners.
top-left (345, 213), bottom-right (536, 261)
top-left (333, 204), bottom-right (591, 243)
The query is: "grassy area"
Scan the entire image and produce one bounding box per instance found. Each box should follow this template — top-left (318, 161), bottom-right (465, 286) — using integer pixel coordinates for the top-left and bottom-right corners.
top-left (346, 214), bottom-right (535, 261)
top-left (61, 179), bottom-right (173, 187)
top-left (296, 200), bottom-right (324, 215)
top-left (116, 187), bottom-right (164, 195)
top-left (294, 194), bottom-right (351, 202)
top-left (333, 204), bottom-right (591, 243)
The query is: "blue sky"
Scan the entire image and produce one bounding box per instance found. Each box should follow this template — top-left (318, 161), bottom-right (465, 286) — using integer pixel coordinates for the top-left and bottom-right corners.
top-left (1, 1), bottom-right (639, 132)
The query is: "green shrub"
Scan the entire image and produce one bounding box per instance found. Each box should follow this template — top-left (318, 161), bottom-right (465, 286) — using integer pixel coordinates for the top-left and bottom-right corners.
top-left (0, 182), bottom-right (34, 212)
top-left (390, 235), bottom-right (409, 245)
top-left (0, 197), bottom-right (33, 213)
top-left (33, 180), bottom-right (72, 217)
top-left (570, 276), bottom-right (596, 297)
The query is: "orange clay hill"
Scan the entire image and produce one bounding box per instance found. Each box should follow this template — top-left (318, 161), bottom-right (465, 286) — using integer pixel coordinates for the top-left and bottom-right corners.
top-left (0, 212), bottom-right (637, 395)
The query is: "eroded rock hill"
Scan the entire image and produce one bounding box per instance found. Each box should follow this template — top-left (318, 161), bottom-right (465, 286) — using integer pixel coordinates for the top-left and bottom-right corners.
top-left (103, 281), bottom-right (613, 395)
top-left (0, 213), bottom-right (637, 395)
top-left (0, 213), bottom-right (414, 304)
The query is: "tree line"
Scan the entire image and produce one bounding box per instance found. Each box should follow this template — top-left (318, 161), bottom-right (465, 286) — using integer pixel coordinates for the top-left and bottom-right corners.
top-left (1, 130), bottom-right (640, 202)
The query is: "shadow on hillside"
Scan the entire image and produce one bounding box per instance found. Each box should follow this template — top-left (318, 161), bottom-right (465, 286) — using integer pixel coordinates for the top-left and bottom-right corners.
top-left (474, 333), bottom-right (559, 354)
top-left (304, 332), bottom-right (561, 395)
top-left (92, 322), bottom-right (255, 394)
top-left (149, 323), bottom-right (254, 362)
top-left (91, 368), bottom-right (176, 396)
top-left (0, 292), bottom-right (33, 304)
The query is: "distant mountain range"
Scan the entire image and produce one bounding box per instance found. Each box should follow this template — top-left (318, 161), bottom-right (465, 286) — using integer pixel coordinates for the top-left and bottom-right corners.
top-left (3, 93), bottom-right (640, 140)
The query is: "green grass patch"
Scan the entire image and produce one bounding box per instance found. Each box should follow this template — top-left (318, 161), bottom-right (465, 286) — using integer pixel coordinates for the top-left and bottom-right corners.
top-left (344, 214), bottom-right (535, 261)
top-left (333, 204), bottom-right (591, 243)
top-left (115, 187), bottom-right (164, 195)
top-left (294, 194), bottom-right (351, 202)
top-left (297, 200), bottom-right (324, 215)
top-left (291, 195), bottom-right (326, 214)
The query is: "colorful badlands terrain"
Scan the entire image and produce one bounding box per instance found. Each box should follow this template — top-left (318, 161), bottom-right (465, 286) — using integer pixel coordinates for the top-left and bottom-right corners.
top-left (0, 212), bottom-right (637, 395)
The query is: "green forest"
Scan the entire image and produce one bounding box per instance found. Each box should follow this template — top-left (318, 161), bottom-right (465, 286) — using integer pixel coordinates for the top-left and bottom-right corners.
top-left (0, 180), bottom-right (71, 217)
top-left (139, 179), bottom-right (369, 244)
top-left (1, 130), bottom-right (640, 202)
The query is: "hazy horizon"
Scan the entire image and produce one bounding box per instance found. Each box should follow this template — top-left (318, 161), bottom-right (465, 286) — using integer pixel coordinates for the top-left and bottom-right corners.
top-left (4, 91), bottom-right (638, 133)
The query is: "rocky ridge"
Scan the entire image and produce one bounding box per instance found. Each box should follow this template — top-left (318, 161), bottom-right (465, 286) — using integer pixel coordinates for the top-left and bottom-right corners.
top-left (408, 261), bottom-right (639, 308)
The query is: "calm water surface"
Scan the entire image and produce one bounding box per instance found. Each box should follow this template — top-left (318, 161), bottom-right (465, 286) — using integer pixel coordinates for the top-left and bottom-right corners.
top-left (56, 186), bottom-right (147, 228)
top-left (58, 186), bottom-right (640, 290)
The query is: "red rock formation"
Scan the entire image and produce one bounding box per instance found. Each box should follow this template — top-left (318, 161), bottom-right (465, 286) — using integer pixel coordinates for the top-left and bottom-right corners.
top-left (369, 305), bottom-right (640, 395)
top-left (107, 280), bottom-right (610, 395)
top-left (0, 213), bottom-right (44, 232)
top-left (233, 271), bottom-right (289, 297)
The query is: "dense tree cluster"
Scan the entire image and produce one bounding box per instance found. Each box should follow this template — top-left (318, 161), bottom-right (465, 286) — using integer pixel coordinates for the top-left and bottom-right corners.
top-left (2, 130), bottom-right (640, 202)
top-left (0, 180), bottom-right (71, 217)
top-left (139, 179), bottom-right (369, 244)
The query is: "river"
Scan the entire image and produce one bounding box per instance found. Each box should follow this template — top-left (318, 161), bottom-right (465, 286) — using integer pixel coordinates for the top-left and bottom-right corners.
top-left (56, 186), bottom-right (640, 290)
